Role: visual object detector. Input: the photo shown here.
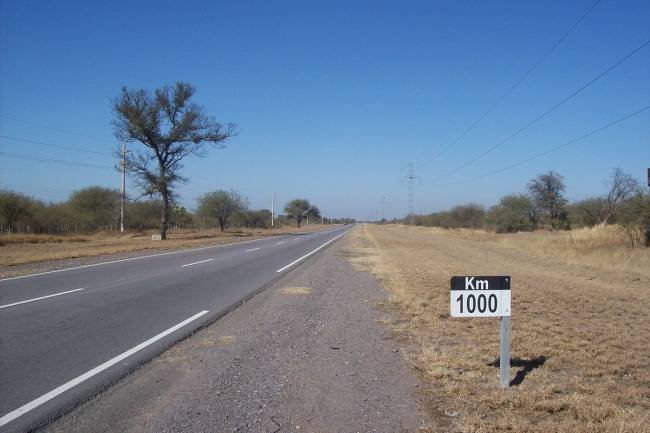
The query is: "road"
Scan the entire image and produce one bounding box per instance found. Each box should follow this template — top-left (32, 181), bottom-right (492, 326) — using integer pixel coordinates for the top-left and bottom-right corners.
top-left (0, 225), bottom-right (352, 433)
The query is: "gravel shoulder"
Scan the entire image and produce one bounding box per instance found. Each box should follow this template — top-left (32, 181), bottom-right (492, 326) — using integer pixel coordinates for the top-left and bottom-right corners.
top-left (43, 233), bottom-right (427, 433)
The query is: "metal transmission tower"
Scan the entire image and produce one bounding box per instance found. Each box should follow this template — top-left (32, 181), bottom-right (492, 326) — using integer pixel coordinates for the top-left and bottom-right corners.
top-left (402, 162), bottom-right (421, 225)
top-left (381, 195), bottom-right (387, 221)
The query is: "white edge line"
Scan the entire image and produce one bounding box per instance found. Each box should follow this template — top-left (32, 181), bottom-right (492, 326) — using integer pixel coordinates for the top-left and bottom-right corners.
top-left (0, 288), bottom-right (86, 310)
top-left (245, 247), bottom-right (261, 252)
top-left (0, 236), bottom-right (280, 282)
top-left (276, 230), bottom-right (350, 273)
top-left (0, 310), bottom-right (209, 427)
top-left (181, 258), bottom-right (214, 268)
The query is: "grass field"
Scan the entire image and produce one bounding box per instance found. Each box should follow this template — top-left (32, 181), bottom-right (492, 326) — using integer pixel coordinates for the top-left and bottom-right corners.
top-left (0, 224), bottom-right (337, 268)
top-left (348, 224), bottom-right (650, 433)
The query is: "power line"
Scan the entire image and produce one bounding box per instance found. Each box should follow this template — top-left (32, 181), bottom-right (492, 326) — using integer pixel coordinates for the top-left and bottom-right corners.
top-left (417, 0), bottom-right (603, 168)
top-left (0, 183), bottom-right (72, 194)
top-left (0, 135), bottom-right (113, 156)
top-left (425, 39), bottom-right (650, 183)
top-left (0, 183), bottom-right (71, 197)
top-left (0, 151), bottom-right (114, 170)
top-left (0, 114), bottom-right (114, 145)
top-left (436, 104), bottom-right (650, 186)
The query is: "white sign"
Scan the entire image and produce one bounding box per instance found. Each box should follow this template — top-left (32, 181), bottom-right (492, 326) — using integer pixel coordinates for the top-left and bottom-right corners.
top-left (450, 276), bottom-right (511, 317)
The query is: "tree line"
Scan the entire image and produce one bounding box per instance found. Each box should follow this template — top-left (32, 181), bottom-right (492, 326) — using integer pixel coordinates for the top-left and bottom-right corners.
top-left (0, 81), bottom-right (352, 237)
top-left (406, 168), bottom-right (650, 247)
top-left (0, 187), bottom-right (333, 234)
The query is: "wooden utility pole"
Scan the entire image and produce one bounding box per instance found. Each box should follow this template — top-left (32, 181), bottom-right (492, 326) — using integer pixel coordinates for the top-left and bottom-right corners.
top-left (120, 143), bottom-right (126, 234)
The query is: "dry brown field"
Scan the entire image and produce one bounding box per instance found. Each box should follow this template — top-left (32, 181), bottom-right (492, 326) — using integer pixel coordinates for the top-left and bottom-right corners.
top-left (348, 224), bottom-right (650, 433)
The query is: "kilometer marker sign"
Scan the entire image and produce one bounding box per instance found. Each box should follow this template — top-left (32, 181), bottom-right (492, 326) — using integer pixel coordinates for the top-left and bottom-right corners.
top-left (450, 275), bottom-right (512, 388)
top-left (450, 276), bottom-right (511, 317)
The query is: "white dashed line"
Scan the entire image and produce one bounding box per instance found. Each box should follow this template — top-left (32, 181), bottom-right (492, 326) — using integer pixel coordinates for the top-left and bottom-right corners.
top-left (0, 288), bottom-right (86, 310)
top-left (245, 248), bottom-right (261, 252)
top-left (181, 259), bottom-right (214, 268)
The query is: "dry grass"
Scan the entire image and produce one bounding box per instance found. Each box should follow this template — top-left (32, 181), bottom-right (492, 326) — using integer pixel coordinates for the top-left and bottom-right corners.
top-left (347, 224), bottom-right (650, 433)
top-left (0, 225), bottom-right (338, 267)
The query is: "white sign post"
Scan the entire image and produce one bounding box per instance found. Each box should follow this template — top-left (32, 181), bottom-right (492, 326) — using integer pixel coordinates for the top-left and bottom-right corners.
top-left (450, 276), bottom-right (511, 388)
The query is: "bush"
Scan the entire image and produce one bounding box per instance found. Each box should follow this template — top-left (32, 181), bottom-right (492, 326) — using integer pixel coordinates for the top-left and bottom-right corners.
top-left (618, 192), bottom-right (650, 247)
top-left (487, 194), bottom-right (535, 233)
top-left (413, 203), bottom-right (485, 229)
top-left (0, 190), bottom-right (36, 232)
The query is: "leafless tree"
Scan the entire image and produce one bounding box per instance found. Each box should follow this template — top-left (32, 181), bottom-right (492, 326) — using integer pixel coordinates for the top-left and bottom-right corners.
top-left (602, 168), bottom-right (641, 224)
top-left (113, 82), bottom-right (235, 239)
top-left (527, 171), bottom-right (568, 230)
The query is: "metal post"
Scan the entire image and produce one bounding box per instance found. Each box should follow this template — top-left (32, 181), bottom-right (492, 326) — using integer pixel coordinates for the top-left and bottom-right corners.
top-left (120, 143), bottom-right (126, 234)
top-left (500, 316), bottom-right (511, 388)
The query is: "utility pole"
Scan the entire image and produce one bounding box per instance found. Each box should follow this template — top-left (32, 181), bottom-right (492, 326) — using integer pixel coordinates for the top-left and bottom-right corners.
top-left (271, 192), bottom-right (275, 227)
top-left (402, 162), bottom-right (421, 225)
top-left (381, 195), bottom-right (386, 221)
top-left (120, 143), bottom-right (126, 234)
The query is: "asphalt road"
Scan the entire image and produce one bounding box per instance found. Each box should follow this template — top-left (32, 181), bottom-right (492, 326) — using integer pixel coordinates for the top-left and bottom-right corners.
top-left (43, 226), bottom-right (426, 433)
top-left (0, 224), bottom-right (352, 433)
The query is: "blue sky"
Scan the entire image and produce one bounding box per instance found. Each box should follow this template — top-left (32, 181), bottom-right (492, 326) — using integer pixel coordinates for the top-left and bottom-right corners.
top-left (1, 0), bottom-right (648, 220)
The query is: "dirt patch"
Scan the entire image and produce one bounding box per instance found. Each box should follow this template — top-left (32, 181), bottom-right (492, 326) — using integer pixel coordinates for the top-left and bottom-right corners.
top-left (348, 224), bottom-right (650, 433)
top-left (278, 287), bottom-right (313, 295)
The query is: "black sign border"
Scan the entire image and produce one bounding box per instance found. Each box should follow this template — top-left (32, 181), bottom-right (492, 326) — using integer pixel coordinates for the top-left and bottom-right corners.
top-left (450, 276), bottom-right (511, 291)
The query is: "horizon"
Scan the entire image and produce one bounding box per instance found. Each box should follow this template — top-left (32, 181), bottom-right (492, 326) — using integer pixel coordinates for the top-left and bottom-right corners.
top-left (1, 0), bottom-right (649, 220)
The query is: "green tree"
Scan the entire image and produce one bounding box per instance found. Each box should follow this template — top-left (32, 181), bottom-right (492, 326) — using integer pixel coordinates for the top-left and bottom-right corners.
top-left (450, 203), bottom-right (485, 229)
top-left (244, 209), bottom-right (272, 228)
top-left (567, 197), bottom-right (606, 228)
top-left (306, 205), bottom-right (321, 224)
top-left (125, 200), bottom-right (162, 232)
top-left (488, 194), bottom-right (535, 233)
top-left (171, 204), bottom-right (192, 229)
top-left (68, 186), bottom-right (120, 231)
top-left (113, 81), bottom-right (235, 240)
top-left (284, 199), bottom-right (316, 228)
top-left (197, 190), bottom-right (248, 231)
top-left (0, 190), bottom-right (35, 232)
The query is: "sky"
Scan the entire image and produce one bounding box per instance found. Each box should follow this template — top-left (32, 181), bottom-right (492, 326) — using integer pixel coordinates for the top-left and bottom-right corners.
top-left (1, 0), bottom-right (649, 220)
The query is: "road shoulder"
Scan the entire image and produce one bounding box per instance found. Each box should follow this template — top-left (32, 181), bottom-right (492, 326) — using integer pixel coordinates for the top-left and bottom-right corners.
top-left (44, 233), bottom-right (428, 433)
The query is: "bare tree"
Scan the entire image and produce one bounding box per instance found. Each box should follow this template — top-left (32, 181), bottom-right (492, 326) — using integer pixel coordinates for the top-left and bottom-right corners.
top-left (113, 82), bottom-right (235, 239)
top-left (527, 171), bottom-right (568, 230)
top-left (603, 168), bottom-right (641, 224)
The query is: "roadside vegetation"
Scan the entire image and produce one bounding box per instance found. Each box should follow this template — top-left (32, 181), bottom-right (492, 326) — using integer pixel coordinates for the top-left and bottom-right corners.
top-left (0, 183), bottom-right (357, 273)
top-left (404, 168), bottom-right (650, 248)
top-left (0, 186), bottom-right (356, 269)
top-left (348, 223), bottom-right (650, 432)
